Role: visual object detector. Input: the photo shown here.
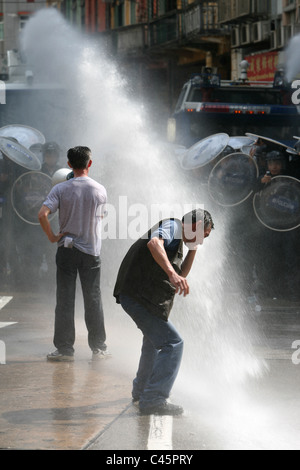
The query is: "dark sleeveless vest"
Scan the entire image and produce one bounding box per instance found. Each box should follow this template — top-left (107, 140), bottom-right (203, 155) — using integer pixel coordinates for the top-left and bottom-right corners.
top-left (113, 219), bottom-right (183, 321)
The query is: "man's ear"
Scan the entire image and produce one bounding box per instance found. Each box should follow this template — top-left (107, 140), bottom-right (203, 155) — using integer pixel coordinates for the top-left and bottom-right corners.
top-left (88, 159), bottom-right (92, 168)
top-left (67, 161), bottom-right (72, 169)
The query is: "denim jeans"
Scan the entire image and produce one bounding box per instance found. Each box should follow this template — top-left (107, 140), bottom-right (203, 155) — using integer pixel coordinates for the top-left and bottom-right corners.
top-left (119, 294), bottom-right (184, 410)
top-left (54, 247), bottom-right (106, 355)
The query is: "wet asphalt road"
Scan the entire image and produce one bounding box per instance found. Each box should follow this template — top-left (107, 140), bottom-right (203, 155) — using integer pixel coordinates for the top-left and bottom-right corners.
top-left (1, 290), bottom-right (300, 452)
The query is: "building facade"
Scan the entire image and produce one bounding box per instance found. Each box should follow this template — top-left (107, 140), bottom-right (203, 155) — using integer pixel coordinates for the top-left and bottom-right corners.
top-left (65, 1), bottom-right (230, 117)
top-left (46, 0), bottom-right (300, 128)
top-left (218, 0), bottom-right (300, 80)
top-left (1, 1), bottom-right (300, 115)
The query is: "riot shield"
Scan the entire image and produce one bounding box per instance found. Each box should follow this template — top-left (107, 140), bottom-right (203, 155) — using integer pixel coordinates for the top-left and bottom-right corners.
top-left (253, 176), bottom-right (300, 232)
top-left (208, 152), bottom-right (259, 207)
top-left (11, 171), bottom-right (55, 225)
top-left (181, 133), bottom-right (229, 170)
top-left (0, 125), bottom-right (45, 149)
top-left (0, 137), bottom-right (41, 171)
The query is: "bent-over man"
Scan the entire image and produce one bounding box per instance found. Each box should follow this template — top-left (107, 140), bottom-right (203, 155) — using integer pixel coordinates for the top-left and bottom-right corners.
top-left (114, 208), bottom-right (214, 415)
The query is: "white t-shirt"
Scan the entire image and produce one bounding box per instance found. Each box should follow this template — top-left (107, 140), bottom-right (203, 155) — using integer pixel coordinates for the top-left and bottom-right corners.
top-left (43, 176), bottom-right (107, 256)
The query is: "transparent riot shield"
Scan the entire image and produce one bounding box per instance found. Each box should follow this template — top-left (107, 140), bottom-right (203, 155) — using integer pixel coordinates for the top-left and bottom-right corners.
top-left (11, 171), bottom-right (55, 225)
top-left (208, 152), bottom-right (259, 207)
top-left (253, 176), bottom-right (300, 232)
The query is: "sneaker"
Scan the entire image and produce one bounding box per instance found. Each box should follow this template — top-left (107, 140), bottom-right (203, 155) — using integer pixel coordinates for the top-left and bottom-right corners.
top-left (140, 402), bottom-right (184, 416)
top-left (92, 349), bottom-right (112, 360)
top-left (47, 350), bottom-right (74, 362)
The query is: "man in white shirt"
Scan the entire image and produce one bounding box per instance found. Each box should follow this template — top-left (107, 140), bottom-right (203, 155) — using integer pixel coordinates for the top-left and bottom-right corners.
top-left (38, 146), bottom-right (109, 361)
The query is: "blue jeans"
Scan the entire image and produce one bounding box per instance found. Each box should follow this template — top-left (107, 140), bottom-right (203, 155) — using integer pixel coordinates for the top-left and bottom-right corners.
top-left (54, 247), bottom-right (107, 355)
top-left (119, 294), bottom-right (184, 410)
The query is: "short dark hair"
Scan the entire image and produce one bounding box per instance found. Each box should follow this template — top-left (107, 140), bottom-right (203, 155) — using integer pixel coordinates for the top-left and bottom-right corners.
top-left (182, 208), bottom-right (214, 229)
top-left (67, 146), bottom-right (91, 170)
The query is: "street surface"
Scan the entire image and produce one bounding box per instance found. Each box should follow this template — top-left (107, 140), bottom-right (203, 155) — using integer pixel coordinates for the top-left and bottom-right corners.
top-left (0, 289), bottom-right (300, 451)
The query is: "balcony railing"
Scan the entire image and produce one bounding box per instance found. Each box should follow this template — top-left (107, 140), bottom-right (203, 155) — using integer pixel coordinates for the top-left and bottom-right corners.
top-left (117, 24), bottom-right (147, 55)
top-left (182, 2), bottom-right (219, 37)
top-left (219, 0), bottom-right (270, 23)
top-left (148, 12), bottom-right (179, 47)
top-left (104, 1), bottom-right (222, 54)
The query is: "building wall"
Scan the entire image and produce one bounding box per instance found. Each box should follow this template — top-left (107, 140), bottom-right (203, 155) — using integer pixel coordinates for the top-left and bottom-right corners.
top-left (218, 0), bottom-right (297, 79)
top-left (1, 0), bottom-right (48, 53)
top-left (85, 0), bottom-right (106, 32)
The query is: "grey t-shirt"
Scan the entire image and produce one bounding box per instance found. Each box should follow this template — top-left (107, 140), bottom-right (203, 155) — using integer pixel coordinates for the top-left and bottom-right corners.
top-left (43, 176), bottom-right (107, 256)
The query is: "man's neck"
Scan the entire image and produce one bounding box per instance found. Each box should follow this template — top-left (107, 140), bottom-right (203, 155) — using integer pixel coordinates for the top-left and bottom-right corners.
top-left (73, 169), bottom-right (89, 178)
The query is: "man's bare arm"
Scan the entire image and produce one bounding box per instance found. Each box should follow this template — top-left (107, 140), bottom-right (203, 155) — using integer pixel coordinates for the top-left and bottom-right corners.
top-left (180, 249), bottom-right (198, 278)
top-left (38, 205), bottom-right (65, 243)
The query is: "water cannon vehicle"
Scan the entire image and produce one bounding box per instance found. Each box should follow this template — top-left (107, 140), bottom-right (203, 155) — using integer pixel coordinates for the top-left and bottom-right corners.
top-left (167, 63), bottom-right (299, 148)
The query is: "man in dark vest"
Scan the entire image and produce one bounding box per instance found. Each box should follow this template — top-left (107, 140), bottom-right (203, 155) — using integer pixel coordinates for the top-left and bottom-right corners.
top-left (114, 208), bottom-right (214, 416)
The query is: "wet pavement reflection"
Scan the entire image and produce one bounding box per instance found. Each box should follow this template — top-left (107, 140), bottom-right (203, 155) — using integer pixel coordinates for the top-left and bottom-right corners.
top-left (1, 292), bottom-right (300, 450)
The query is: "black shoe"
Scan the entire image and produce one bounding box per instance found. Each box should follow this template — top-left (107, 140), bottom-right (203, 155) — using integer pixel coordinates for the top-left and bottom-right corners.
top-left (47, 350), bottom-right (74, 362)
top-left (140, 402), bottom-right (184, 416)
